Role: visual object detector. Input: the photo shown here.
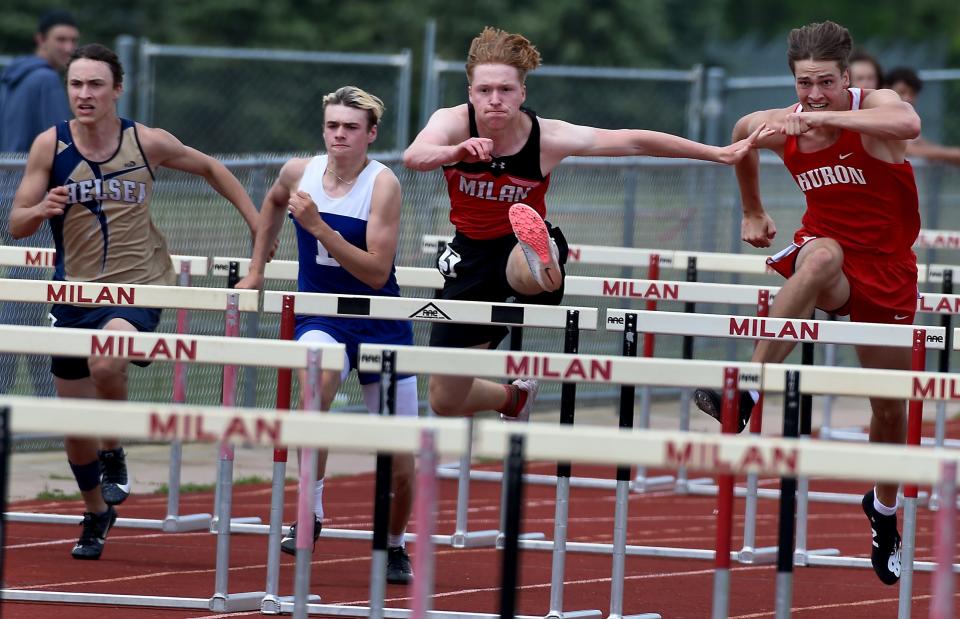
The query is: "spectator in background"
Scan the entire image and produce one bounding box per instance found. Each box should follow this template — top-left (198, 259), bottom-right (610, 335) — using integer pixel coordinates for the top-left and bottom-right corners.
top-left (0, 10), bottom-right (79, 398)
top-left (886, 66), bottom-right (960, 165)
top-left (848, 49), bottom-right (883, 90)
top-left (0, 9), bottom-right (79, 151)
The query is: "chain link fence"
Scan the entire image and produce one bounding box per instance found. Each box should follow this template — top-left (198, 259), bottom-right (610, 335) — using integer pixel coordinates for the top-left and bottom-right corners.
top-left (2, 153), bottom-right (958, 413)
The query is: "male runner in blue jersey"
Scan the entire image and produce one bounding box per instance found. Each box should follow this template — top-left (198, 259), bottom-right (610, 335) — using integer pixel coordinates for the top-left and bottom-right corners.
top-left (238, 86), bottom-right (415, 585)
top-left (8, 43), bottom-right (264, 560)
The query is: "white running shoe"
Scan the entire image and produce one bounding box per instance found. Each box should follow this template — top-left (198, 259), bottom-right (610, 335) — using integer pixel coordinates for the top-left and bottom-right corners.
top-left (509, 203), bottom-right (561, 291)
top-left (501, 378), bottom-right (538, 422)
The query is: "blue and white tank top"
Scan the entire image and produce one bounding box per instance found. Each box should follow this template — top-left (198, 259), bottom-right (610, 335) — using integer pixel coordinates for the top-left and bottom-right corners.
top-left (294, 155), bottom-right (401, 297)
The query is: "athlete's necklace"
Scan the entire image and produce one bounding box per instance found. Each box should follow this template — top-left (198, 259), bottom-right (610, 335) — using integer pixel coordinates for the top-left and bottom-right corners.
top-left (325, 160), bottom-right (367, 185)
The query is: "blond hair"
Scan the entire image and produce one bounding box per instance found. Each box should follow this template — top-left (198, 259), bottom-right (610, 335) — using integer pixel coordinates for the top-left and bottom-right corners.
top-left (465, 27), bottom-right (541, 83)
top-left (322, 86), bottom-right (385, 128)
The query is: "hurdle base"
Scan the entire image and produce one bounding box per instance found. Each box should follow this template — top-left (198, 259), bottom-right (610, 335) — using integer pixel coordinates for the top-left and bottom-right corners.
top-left (210, 515), bottom-right (263, 532)
top-left (449, 529), bottom-right (501, 548)
top-left (5, 512), bottom-right (166, 530)
top-left (162, 512), bottom-right (212, 532)
top-left (208, 591), bottom-right (266, 612)
top-left (792, 548), bottom-right (841, 566)
top-left (261, 593), bottom-right (322, 615)
top-left (281, 601), bottom-right (553, 617)
top-left (545, 610), bottom-right (604, 619)
top-left (603, 613), bottom-right (662, 619)
top-left (630, 475), bottom-right (675, 493)
top-left (737, 545), bottom-right (778, 565)
top-left (496, 531), bottom-right (548, 549)
top-left (0, 589), bottom-right (210, 609)
top-left (804, 554), bottom-right (960, 573)
top-left (672, 477), bottom-right (712, 494)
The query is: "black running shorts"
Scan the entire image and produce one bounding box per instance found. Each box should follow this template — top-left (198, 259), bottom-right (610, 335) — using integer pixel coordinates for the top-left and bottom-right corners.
top-left (48, 304), bottom-right (163, 380)
top-left (429, 223), bottom-right (569, 349)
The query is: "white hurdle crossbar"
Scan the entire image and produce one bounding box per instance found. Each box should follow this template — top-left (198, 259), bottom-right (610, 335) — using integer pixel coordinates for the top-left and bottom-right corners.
top-left (262, 290), bottom-right (599, 330)
top-left (0, 245), bottom-right (208, 276)
top-left (0, 277), bottom-right (258, 311)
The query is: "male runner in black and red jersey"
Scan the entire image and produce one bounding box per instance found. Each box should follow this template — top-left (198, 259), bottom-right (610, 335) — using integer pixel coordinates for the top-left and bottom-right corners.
top-left (403, 27), bottom-right (770, 420)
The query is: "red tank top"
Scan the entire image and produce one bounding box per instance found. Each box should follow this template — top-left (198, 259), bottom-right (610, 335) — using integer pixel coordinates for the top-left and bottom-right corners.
top-left (782, 88), bottom-right (920, 257)
top-left (443, 104), bottom-right (550, 239)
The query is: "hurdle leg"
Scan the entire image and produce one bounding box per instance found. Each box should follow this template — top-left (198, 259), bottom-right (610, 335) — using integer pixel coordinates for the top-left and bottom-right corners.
top-left (712, 368), bottom-right (738, 619)
top-left (792, 342), bottom-right (839, 565)
top-left (775, 371), bottom-right (801, 619)
top-left (931, 461), bottom-right (957, 619)
top-left (412, 430), bottom-right (439, 618)
top-left (898, 330), bottom-right (927, 619)
top-left (449, 417), bottom-right (499, 548)
top-left (208, 290), bottom-right (264, 612)
top-left (739, 396), bottom-right (777, 565)
top-left (928, 402), bottom-right (948, 510)
top-left (163, 261), bottom-right (213, 532)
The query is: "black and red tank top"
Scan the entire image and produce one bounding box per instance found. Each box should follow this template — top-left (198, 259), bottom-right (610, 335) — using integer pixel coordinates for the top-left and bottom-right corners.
top-left (442, 103), bottom-right (550, 239)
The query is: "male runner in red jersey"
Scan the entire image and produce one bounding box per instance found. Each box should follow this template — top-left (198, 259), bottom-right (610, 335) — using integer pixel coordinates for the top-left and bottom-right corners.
top-left (692, 21), bottom-right (921, 586)
top-left (404, 26), bottom-right (769, 421)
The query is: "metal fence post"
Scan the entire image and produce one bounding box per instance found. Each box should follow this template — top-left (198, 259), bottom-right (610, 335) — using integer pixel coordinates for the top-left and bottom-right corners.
top-left (419, 19), bottom-right (438, 130)
top-left (115, 35), bottom-right (137, 120)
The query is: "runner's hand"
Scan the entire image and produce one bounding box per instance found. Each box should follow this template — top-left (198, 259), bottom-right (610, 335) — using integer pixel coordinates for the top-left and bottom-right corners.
top-left (456, 137), bottom-right (494, 163)
top-left (716, 124), bottom-right (775, 165)
top-left (742, 212), bottom-right (776, 248)
top-left (35, 186), bottom-right (68, 219)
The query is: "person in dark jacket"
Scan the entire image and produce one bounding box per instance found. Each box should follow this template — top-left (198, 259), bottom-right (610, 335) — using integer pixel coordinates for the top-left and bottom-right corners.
top-left (0, 10), bottom-right (78, 398)
top-left (0, 10), bottom-right (79, 151)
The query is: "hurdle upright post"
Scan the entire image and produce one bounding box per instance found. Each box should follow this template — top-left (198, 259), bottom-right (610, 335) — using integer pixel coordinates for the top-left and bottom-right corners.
top-left (0, 406), bottom-right (10, 598)
top-left (930, 269), bottom-right (953, 511)
top-left (499, 434), bottom-right (526, 619)
top-left (712, 367), bottom-right (738, 619)
top-left (411, 429), bottom-right (439, 619)
top-left (546, 309), bottom-right (598, 619)
top-left (931, 460), bottom-right (957, 619)
top-left (675, 256), bottom-right (698, 492)
top-left (739, 289), bottom-right (774, 564)
top-left (163, 260), bottom-right (194, 531)
top-left (369, 350), bottom-right (398, 619)
top-left (792, 335), bottom-right (815, 565)
top-left (634, 254), bottom-right (672, 492)
top-left (262, 294), bottom-right (298, 613)
top-left (293, 348), bottom-right (323, 619)
top-left (898, 328), bottom-right (927, 619)
top-left (209, 290), bottom-right (265, 612)
top-left (774, 371), bottom-right (801, 619)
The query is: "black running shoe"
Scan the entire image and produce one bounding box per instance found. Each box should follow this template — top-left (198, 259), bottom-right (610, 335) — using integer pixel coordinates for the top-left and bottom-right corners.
top-left (386, 546), bottom-right (414, 585)
top-left (693, 389), bottom-right (755, 433)
top-left (861, 490), bottom-right (902, 585)
top-left (280, 517), bottom-right (322, 556)
top-left (98, 448), bottom-right (130, 506)
top-left (71, 506), bottom-right (118, 560)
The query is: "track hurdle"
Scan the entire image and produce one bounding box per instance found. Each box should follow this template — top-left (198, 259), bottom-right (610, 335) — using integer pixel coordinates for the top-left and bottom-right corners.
top-left (259, 289), bottom-right (597, 574)
top-left (362, 343), bottom-right (960, 617)
top-left (608, 309), bottom-right (945, 577)
top-left (0, 327), bottom-right (344, 612)
top-left (0, 279), bottom-right (256, 533)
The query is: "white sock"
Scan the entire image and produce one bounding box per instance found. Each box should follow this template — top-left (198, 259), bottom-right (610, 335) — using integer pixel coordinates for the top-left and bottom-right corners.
top-left (387, 531), bottom-right (406, 549)
top-left (873, 487), bottom-right (899, 516)
top-left (313, 478), bottom-right (325, 521)
top-left (748, 390), bottom-right (760, 404)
